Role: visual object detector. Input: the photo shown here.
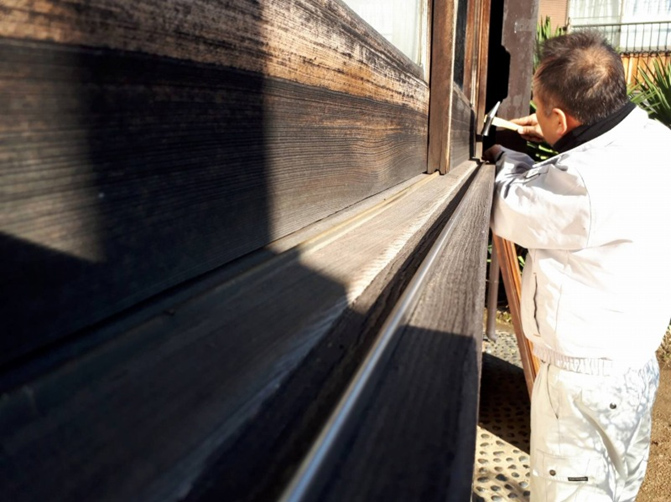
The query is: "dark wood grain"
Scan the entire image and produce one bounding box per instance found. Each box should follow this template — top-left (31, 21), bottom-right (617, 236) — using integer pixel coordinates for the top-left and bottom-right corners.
top-left (0, 165), bottom-right (478, 502)
top-left (450, 86), bottom-right (473, 167)
top-left (427, 0), bottom-right (457, 174)
top-left (474, 0), bottom-right (492, 159)
top-left (0, 0), bottom-right (429, 365)
top-left (0, 0), bottom-right (428, 110)
top-left (0, 0), bottom-right (512, 500)
top-left (315, 164), bottom-right (494, 502)
top-left (182, 167), bottom-right (480, 502)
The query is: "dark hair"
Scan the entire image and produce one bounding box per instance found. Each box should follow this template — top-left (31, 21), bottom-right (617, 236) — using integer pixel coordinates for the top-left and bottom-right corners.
top-left (535, 31), bottom-right (628, 124)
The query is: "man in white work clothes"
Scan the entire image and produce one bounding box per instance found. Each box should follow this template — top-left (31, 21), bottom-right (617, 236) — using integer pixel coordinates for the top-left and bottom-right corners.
top-left (485, 31), bottom-right (671, 501)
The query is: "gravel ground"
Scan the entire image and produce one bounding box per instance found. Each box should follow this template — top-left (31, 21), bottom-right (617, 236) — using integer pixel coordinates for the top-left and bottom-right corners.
top-left (638, 327), bottom-right (671, 502)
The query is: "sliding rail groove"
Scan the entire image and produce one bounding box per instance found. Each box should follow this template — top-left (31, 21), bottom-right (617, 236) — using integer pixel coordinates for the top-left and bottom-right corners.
top-left (278, 164), bottom-right (486, 502)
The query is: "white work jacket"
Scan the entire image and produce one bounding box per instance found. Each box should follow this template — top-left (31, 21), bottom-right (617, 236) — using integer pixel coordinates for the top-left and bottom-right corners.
top-left (491, 106), bottom-right (671, 372)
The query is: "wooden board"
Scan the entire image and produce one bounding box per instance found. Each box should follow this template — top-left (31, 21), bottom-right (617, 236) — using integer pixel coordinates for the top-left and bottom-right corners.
top-left (497, 0), bottom-right (538, 121)
top-left (474, 0), bottom-right (492, 159)
top-left (0, 165), bottom-right (480, 502)
top-left (450, 86), bottom-right (473, 167)
top-left (427, 0), bottom-right (457, 174)
top-left (312, 164), bottom-right (495, 502)
top-left (0, 0), bottom-right (430, 366)
top-left (0, 0), bottom-right (428, 108)
top-left (492, 234), bottom-right (540, 397)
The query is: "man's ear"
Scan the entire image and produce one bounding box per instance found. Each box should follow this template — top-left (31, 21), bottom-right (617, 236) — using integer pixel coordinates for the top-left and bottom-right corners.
top-left (553, 108), bottom-right (581, 136)
top-left (552, 108), bottom-right (569, 137)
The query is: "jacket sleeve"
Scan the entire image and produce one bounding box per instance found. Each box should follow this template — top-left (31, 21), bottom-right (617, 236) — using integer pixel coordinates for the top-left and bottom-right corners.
top-left (490, 148), bottom-right (591, 250)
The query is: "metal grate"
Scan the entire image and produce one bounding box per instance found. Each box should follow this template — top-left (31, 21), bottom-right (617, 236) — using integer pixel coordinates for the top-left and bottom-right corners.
top-left (571, 21), bottom-right (671, 53)
top-left (472, 331), bottom-right (532, 501)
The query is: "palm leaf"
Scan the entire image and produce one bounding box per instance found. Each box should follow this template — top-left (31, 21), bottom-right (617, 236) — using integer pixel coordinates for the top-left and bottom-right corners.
top-left (633, 60), bottom-right (671, 128)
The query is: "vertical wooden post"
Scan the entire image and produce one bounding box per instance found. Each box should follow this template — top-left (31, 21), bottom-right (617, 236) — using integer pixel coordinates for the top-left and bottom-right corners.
top-left (461, 0), bottom-right (479, 99)
top-left (473, 0), bottom-right (491, 159)
top-left (428, 0), bottom-right (457, 174)
top-left (492, 234), bottom-right (540, 398)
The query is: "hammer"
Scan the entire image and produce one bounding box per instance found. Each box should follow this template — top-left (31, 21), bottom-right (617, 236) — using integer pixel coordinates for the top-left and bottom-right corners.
top-left (482, 101), bottom-right (521, 136)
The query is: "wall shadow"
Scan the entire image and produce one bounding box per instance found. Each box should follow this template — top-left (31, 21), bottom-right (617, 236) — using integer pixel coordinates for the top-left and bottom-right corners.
top-left (0, 3), bottom-right (475, 502)
top-left (0, 37), bottom-right (276, 370)
top-left (0, 26), bottom-right (355, 501)
top-left (184, 326), bottom-right (482, 502)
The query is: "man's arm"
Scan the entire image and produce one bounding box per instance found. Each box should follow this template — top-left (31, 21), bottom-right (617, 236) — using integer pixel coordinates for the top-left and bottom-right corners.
top-left (489, 148), bottom-right (590, 250)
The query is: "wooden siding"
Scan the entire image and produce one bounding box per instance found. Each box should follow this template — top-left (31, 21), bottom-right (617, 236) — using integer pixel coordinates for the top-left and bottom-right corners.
top-left (622, 52), bottom-right (671, 85)
top-left (0, 164), bottom-right (488, 502)
top-left (450, 86), bottom-right (473, 167)
top-left (0, 0), bottom-right (429, 366)
top-left (313, 164), bottom-right (494, 502)
top-left (0, 0), bottom-right (516, 499)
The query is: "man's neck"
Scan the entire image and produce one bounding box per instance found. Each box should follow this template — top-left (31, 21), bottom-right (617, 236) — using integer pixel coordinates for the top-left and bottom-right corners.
top-left (553, 102), bottom-right (636, 153)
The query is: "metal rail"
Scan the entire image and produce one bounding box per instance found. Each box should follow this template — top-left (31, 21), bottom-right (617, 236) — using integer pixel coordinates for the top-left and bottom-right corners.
top-left (571, 21), bottom-right (671, 53)
top-left (277, 166), bottom-right (482, 502)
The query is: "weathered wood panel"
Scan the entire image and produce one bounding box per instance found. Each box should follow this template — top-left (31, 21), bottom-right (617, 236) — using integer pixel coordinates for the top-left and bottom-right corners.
top-left (450, 86), bottom-right (473, 167)
top-left (427, 0), bottom-right (457, 174)
top-left (498, 0), bottom-right (538, 122)
top-left (0, 0), bottom-right (429, 365)
top-left (0, 0), bottom-right (428, 110)
top-left (312, 164), bottom-right (494, 502)
top-left (0, 165), bottom-right (478, 502)
top-left (492, 234), bottom-right (540, 397)
top-left (462, 0), bottom-right (480, 97)
top-left (474, 0), bottom-right (492, 158)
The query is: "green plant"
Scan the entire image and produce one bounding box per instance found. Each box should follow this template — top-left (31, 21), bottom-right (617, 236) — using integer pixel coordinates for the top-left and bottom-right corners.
top-left (657, 323), bottom-right (671, 365)
top-left (527, 18), bottom-right (564, 162)
top-left (535, 17), bottom-right (566, 72)
top-left (632, 60), bottom-right (671, 128)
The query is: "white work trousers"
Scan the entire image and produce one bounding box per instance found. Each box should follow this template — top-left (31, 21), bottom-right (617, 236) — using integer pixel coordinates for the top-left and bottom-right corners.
top-left (530, 358), bottom-right (659, 502)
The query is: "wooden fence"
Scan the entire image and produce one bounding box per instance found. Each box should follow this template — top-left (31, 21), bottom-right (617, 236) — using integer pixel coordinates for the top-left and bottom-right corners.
top-left (622, 52), bottom-right (671, 85)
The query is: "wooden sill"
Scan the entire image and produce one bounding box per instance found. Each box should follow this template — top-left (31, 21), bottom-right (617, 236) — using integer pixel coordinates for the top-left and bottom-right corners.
top-left (0, 161), bottom-right (494, 502)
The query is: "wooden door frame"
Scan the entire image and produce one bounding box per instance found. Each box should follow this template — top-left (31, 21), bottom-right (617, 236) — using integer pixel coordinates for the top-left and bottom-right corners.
top-left (427, 0), bottom-right (458, 174)
top-left (428, 0), bottom-right (491, 173)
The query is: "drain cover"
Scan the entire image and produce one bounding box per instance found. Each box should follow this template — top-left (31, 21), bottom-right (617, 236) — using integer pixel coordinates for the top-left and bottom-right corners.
top-left (473, 331), bottom-right (531, 501)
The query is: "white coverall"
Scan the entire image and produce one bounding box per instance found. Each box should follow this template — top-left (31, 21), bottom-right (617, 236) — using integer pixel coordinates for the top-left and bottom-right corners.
top-left (491, 106), bottom-right (671, 501)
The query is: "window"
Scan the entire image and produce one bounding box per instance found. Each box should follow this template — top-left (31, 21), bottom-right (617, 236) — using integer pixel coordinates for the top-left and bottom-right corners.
top-left (343, 0), bottom-right (429, 69)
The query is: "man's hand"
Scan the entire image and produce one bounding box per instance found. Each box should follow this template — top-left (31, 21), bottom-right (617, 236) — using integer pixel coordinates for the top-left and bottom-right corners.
top-left (483, 145), bottom-right (503, 163)
top-left (512, 114), bottom-right (545, 142)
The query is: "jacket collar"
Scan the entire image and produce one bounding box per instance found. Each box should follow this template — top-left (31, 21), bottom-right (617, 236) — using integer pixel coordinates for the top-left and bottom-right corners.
top-left (553, 101), bottom-right (637, 153)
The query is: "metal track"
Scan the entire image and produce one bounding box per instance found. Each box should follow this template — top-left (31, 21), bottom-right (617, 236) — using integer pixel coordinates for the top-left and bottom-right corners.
top-left (278, 167), bottom-right (481, 502)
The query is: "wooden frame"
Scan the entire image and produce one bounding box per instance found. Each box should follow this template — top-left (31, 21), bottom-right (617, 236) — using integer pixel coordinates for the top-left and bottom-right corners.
top-left (428, 0), bottom-right (493, 173)
top-left (0, 0), bottom-right (431, 365)
top-left (474, 0), bottom-right (492, 158)
top-left (427, 0), bottom-right (458, 174)
top-left (492, 235), bottom-right (540, 397)
top-left (0, 0), bottom-right (539, 499)
top-left (462, 0), bottom-right (480, 99)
